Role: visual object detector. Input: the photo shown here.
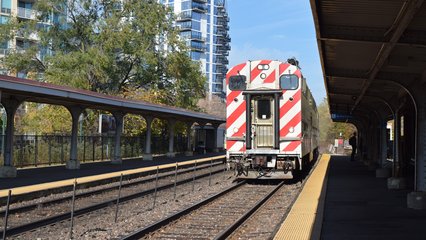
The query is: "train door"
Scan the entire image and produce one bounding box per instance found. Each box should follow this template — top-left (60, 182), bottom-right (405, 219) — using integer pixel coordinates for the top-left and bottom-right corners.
top-left (252, 97), bottom-right (274, 149)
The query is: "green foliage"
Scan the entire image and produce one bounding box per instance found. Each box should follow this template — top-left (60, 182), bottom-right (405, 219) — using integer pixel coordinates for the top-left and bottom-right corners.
top-left (123, 114), bottom-right (146, 136)
top-left (317, 97), bottom-right (356, 147)
top-left (318, 98), bottom-right (333, 144)
top-left (1, 0), bottom-right (207, 135)
top-left (16, 103), bottom-right (71, 134)
top-left (1, 0), bottom-right (205, 98)
top-left (331, 122), bottom-right (356, 140)
top-left (165, 51), bottom-right (206, 110)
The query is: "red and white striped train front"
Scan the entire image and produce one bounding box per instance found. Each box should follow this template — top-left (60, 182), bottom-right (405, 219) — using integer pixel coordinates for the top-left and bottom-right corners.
top-left (226, 59), bottom-right (318, 179)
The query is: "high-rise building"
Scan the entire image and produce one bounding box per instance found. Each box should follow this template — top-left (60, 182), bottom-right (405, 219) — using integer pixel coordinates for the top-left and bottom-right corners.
top-left (0, 0), bottom-right (61, 77)
top-left (162, 0), bottom-right (230, 99)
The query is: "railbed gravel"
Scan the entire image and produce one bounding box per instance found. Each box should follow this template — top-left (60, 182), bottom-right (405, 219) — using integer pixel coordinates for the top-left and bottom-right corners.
top-left (9, 169), bottom-right (236, 239)
top-left (0, 161), bottom-right (221, 211)
top-left (229, 182), bottom-right (301, 240)
top-left (146, 183), bottom-right (280, 239)
top-left (0, 162), bottom-right (224, 229)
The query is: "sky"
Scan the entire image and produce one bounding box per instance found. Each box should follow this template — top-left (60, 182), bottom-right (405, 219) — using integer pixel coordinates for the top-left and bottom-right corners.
top-left (226, 0), bottom-right (325, 104)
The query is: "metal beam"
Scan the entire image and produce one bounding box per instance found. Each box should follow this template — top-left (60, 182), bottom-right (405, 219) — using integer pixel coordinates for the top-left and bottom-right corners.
top-left (327, 73), bottom-right (421, 92)
top-left (309, 0), bottom-right (331, 106)
top-left (351, 0), bottom-right (424, 114)
top-left (322, 25), bottom-right (386, 42)
top-left (330, 92), bottom-right (395, 118)
top-left (320, 37), bottom-right (426, 48)
top-left (0, 75), bottom-right (225, 124)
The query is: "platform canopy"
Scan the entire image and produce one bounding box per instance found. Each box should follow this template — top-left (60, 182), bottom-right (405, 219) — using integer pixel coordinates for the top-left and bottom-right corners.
top-left (0, 74), bottom-right (225, 125)
top-left (310, 0), bottom-right (426, 120)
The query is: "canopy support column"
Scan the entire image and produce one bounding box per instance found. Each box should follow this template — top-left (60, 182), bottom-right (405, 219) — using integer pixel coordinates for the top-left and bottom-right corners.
top-left (66, 106), bottom-right (84, 170)
top-left (143, 116), bottom-right (153, 160)
top-left (0, 98), bottom-right (21, 178)
top-left (111, 112), bottom-right (125, 164)
top-left (166, 119), bottom-right (176, 158)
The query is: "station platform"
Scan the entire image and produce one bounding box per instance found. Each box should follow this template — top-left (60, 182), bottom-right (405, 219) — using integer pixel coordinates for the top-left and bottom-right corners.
top-left (275, 154), bottom-right (426, 240)
top-left (0, 152), bottom-right (225, 197)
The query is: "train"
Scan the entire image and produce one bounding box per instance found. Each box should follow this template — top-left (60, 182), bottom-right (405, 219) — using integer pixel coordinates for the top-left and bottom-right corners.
top-left (226, 59), bottom-right (319, 179)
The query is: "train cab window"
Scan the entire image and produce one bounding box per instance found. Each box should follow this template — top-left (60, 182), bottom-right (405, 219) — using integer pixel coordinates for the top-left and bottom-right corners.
top-left (229, 75), bottom-right (246, 90)
top-left (257, 99), bottom-right (271, 119)
top-left (280, 74), bottom-right (299, 90)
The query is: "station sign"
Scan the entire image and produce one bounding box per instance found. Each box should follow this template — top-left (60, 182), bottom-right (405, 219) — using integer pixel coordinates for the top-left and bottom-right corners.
top-left (331, 113), bottom-right (353, 121)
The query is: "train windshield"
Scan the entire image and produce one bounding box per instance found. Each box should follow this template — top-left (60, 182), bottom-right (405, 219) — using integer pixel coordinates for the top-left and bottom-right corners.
top-left (279, 74), bottom-right (299, 90)
top-left (229, 75), bottom-right (247, 90)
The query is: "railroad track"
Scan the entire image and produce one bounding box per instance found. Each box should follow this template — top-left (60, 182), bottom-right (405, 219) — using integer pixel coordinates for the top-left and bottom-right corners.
top-left (228, 182), bottom-right (299, 239)
top-left (121, 181), bottom-right (285, 240)
top-left (0, 161), bottom-right (226, 238)
top-left (0, 161), bottom-right (223, 216)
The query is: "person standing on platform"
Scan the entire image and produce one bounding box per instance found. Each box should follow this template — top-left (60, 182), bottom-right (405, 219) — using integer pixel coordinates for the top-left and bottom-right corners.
top-left (349, 132), bottom-right (357, 161)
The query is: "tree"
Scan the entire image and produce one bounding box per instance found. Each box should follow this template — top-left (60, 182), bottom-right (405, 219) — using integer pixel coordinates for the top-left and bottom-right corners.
top-left (1, 0), bottom-right (207, 134)
top-left (318, 97), bottom-right (333, 145)
top-left (165, 51), bottom-right (206, 110)
top-left (14, 103), bottom-right (71, 134)
top-left (330, 122), bottom-right (356, 140)
top-left (197, 94), bottom-right (225, 118)
top-left (0, 0), bottom-right (205, 104)
top-left (317, 97), bottom-right (356, 151)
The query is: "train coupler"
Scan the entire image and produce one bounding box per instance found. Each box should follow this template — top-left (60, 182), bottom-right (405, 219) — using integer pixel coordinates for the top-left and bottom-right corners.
top-left (256, 167), bottom-right (273, 178)
top-left (235, 161), bottom-right (249, 177)
top-left (277, 159), bottom-right (294, 174)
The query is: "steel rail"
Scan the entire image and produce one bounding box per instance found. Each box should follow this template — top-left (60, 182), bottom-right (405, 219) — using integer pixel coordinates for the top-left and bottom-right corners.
top-left (0, 166), bottom-right (226, 238)
top-left (0, 160), bottom-right (223, 216)
top-left (120, 156), bottom-right (318, 240)
top-left (120, 181), bottom-right (247, 240)
top-left (214, 181), bottom-right (285, 240)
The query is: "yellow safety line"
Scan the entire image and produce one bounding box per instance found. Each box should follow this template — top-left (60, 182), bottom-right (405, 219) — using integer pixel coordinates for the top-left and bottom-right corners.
top-left (274, 154), bottom-right (331, 240)
top-left (0, 155), bottom-right (225, 198)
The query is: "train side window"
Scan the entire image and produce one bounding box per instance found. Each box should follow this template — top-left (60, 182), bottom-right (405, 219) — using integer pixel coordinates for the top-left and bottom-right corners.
top-left (229, 75), bottom-right (246, 90)
top-left (279, 74), bottom-right (299, 90)
top-left (257, 99), bottom-right (271, 119)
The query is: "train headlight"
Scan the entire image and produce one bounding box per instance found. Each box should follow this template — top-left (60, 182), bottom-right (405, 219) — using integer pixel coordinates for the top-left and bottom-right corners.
top-left (233, 127), bottom-right (239, 133)
top-left (257, 64), bottom-right (270, 70)
top-left (289, 127), bottom-right (294, 133)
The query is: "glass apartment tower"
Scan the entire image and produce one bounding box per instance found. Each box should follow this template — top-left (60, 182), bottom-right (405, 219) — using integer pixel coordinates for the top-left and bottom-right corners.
top-left (0, 0), bottom-right (62, 77)
top-left (162, 0), bottom-right (230, 99)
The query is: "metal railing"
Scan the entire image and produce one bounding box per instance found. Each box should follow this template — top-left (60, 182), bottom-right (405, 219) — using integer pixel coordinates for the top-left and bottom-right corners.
top-left (176, 11), bottom-right (191, 21)
top-left (178, 21), bottom-right (192, 30)
top-left (191, 41), bottom-right (206, 52)
top-left (215, 0), bottom-right (225, 8)
top-left (0, 134), bottom-right (187, 168)
top-left (15, 29), bottom-right (39, 41)
top-left (17, 7), bottom-right (39, 20)
top-left (192, 2), bottom-right (207, 12)
top-left (191, 31), bottom-right (205, 41)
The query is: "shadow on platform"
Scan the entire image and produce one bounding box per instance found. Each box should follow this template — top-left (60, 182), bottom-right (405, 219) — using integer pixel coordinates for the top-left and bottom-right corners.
top-left (317, 155), bottom-right (426, 240)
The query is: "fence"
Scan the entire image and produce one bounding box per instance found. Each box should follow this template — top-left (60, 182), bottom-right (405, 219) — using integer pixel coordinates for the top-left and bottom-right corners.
top-left (0, 134), bottom-right (187, 168)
